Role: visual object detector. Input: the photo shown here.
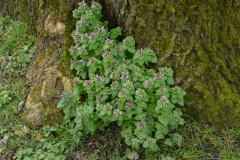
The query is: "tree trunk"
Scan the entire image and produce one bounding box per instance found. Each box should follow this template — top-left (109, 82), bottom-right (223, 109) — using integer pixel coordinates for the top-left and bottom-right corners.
top-left (1, 0), bottom-right (239, 128)
top-left (0, 0), bottom-right (77, 128)
top-left (103, 0), bottom-right (240, 128)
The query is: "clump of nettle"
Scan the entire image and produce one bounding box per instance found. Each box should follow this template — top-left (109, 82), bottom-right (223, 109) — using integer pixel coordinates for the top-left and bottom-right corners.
top-left (58, 1), bottom-right (186, 159)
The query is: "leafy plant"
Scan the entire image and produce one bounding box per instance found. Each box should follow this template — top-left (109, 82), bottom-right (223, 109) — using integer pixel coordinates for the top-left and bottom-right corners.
top-left (0, 134), bottom-right (8, 153)
top-left (13, 141), bottom-right (67, 160)
top-left (0, 90), bottom-right (12, 107)
top-left (13, 125), bottom-right (72, 160)
top-left (16, 45), bottom-right (36, 67)
top-left (0, 16), bottom-right (35, 76)
top-left (58, 1), bottom-right (186, 158)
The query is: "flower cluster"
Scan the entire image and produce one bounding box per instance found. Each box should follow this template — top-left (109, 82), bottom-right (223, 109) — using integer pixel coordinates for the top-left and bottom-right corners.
top-left (106, 38), bottom-right (113, 44)
top-left (110, 70), bottom-right (118, 79)
top-left (114, 109), bottom-right (123, 116)
top-left (136, 48), bottom-right (143, 57)
top-left (132, 138), bottom-right (140, 145)
top-left (158, 96), bottom-right (169, 108)
top-left (98, 26), bottom-right (106, 35)
top-left (96, 96), bottom-right (103, 102)
top-left (173, 86), bottom-right (181, 93)
top-left (145, 79), bottom-right (153, 86)
top-left (154, 72), bottom-right (164, 79)
top-left (158, 88), bottom-right (167, 94)
top-left (137, 121), bottom-right (146, 129)
top-left (125, 100), bottom-right (133, 108)
top-left (135, 89), bottom-right (145, 97)
top-left (111, 98), bottom-right (118, 105)
top-left (119, 88), bottom-right (127, 98)
top-left (84, 80), bottom-right (91, 85)
top-left (110, 81), bottom-right (119, 90)
top-left (116, 46), bottom-right (122, 52)
top-left (78, 1), bottom-right (86, 7)
top-left (94, 75), bottom-right (103, 84)
top-left (103, 51), bottom-right (111, 58)
top-left (0, 139), bottom-right (7, 147)
top-left (89, 32), bottom-right (97, 39)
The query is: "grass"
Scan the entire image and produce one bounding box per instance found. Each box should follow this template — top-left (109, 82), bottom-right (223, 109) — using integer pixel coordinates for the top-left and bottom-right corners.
top-left (67, 121), bottom-right (240, 160)
top-left (0, 16), bottom-right (36, 159)
top-left (0, 16), bottom-right (35, 78)
top-left (0, 16), bottom-right (239, 160)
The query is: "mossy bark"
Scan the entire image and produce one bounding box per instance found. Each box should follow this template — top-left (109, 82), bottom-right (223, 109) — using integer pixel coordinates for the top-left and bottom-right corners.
top-left (104, 0), bottom-right (240, 128)
top-left (0, 0), bottom-right (78, 128)
top-left (1, 0), bottom-right (239, 128)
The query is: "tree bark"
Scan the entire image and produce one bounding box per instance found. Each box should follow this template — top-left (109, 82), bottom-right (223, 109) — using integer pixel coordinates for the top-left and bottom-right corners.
top-left (104, 0), bottom-right (240, 128)
top-left (0, 0), bottom-right (77, 128)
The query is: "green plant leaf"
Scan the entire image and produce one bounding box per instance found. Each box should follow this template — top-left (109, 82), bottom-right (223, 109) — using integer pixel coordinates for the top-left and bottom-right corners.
top-left (79, 71), bottom-right (87, 79)
top-left (177, 98), bottom-right (184, 106)
top-left (126, 150), bottom-right (139, 160)
top-left (110, 26), bottom-right (122, 39)
top-left (158, 114), bottom-right (170, 126)
top-left (127, 47), bottom-right (136, 54)
top-left (167, 77), bottom-right (174, 85)
top-left (155, 131), bottom-right (164, 140)
top-left (164, 138), bottom-right (173, 146)
top-left (151, 56), bottom-right (158, 63)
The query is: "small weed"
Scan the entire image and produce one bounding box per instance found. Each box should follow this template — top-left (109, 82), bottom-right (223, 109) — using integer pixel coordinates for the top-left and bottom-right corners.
top-left (0, 16), bottom-right (35, 77)
top-left (0, 90), bottom-right (12, 107)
